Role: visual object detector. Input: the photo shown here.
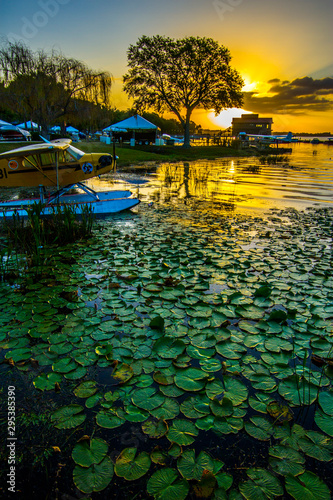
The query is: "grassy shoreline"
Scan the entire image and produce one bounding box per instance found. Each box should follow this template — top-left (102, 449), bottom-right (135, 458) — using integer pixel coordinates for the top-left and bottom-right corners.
top-left (0, 140), bottom-right (255, 169)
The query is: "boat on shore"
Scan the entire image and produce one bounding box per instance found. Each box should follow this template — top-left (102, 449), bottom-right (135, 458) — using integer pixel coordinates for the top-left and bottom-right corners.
top-left (0, 139), bottom-right (140, 217)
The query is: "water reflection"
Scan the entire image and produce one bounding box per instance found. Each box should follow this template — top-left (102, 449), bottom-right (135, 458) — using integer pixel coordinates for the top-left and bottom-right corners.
top-left (87, 143), bottom-right (333, 215)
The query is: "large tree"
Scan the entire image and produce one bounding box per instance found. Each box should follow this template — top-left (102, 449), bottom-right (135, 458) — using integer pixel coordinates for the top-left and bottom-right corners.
top-left (0, 41), bottom-right (112, 134)
top-left (123, 35), bottom-right (244, 147)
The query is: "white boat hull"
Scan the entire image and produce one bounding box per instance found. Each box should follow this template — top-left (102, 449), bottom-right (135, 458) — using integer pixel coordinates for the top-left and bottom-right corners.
top-left (0, 190), bottom-right (140, 217)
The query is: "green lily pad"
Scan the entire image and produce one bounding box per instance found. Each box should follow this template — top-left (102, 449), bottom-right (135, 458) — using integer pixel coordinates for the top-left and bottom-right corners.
top-left (72, 437), bottom-right (108, 467)
top-left (318, 391), bottom-right (333, 416)
top-left (33, 372), bottom-right (62, 391)
top-left (115, 447), bottom-right (151, 481)
top-left (142, 419), bottom-right (168, 439)
top-left (285, 471), bottom-right (331, 500)
top-left (167, 419), bottom-right (199, 446)
top-left (51, 404), bottom-right (86, 429)
top-left (239, 468), bottom-right (283, 499)
top-left (177, 449), bottom-right (214, 480)
top-left (112, 363), bottom-right (134, 384)
top-left (73, 456), bottom-right (114, 494)
top-left (74, 381), bottom-right (97, 398)
top-left (147, 468), bottom-right (189, 500)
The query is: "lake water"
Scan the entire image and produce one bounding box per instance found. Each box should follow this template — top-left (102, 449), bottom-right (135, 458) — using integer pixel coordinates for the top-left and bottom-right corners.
top-left (87, 142), bottom-right (333, 215)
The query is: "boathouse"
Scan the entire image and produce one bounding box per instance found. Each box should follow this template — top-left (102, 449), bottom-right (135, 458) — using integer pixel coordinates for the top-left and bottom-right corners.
top-left (232, 114), bottom-right (273, 136)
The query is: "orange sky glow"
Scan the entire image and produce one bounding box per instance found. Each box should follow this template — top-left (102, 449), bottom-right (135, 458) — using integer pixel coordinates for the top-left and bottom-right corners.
top-left (1, 0), bottom-right (332, 134)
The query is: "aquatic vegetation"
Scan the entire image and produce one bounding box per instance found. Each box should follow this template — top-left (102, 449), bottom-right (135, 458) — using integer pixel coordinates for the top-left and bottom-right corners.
top-left (0, 203), bottom-right (333, 497)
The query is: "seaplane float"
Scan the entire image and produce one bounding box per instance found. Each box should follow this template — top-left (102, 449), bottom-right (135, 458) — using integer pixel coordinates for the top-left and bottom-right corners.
top-left (0, 138), bottom-right (140, 217)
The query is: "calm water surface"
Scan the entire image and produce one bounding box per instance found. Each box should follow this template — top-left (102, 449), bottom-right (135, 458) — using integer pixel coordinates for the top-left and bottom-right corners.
top-left (88, 142), bottom-right (333, 215)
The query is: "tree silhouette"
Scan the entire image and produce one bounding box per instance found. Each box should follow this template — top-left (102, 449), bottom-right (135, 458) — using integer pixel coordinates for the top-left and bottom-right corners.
top-left (0, 41), bottom-right (112, 134)
top-left (123, 35), bottom-right (244, 147)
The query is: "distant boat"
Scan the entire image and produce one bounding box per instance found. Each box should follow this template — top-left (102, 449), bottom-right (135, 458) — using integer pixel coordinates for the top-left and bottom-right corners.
top-left (311, 138), bottom-right (321, 144)
top-left (0, 139), bottom-right (139, 217)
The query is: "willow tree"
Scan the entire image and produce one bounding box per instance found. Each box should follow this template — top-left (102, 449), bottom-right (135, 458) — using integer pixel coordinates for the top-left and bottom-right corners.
top-left (123, 35), bottom-right (244, 147)
top-left (0, 41), bottom-right (112, 134)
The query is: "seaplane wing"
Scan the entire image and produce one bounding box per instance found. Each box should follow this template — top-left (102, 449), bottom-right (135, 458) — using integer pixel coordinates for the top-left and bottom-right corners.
top-left (0, 139), bottom-right (115, 188)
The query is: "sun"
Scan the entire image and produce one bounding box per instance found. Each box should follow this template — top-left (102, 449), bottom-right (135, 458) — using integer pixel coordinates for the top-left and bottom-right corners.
top-left (207, 108), bottom-right (253, 129)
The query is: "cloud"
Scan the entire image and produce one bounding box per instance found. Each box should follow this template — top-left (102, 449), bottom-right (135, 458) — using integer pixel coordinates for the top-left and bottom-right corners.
top-left (243, 76), bottom-right (333, 114)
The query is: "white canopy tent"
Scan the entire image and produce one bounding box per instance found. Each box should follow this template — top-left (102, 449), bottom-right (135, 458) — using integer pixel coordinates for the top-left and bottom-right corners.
top-left (103, 115), bottom-right (158, 145)
top-left (103, 115), bottom-right (158, 133)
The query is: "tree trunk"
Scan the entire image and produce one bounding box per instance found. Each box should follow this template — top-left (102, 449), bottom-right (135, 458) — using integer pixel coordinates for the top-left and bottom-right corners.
top-left (183, 108), bottom-right (191, 148)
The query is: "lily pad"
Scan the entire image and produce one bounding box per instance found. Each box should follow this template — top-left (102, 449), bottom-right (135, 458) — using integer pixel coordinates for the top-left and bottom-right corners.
top-left (115, 447), bottom-right (151, 481)
top-left (73, 456), bottom-right (114, 494)
top-left (51, 404), bottom-right (86, 429)
top-left (285, 471), bottom-right (331, 500)
top-left (167, 419), bottom-right (199, 446)
top-left (177, 449), bottom-right (214, 480)
top-left (72, 437), bottom-right (108, 467)
top-left (239, 468), bottom-right (283, 499)
top-left (147, 468), bottom-right (189, 500)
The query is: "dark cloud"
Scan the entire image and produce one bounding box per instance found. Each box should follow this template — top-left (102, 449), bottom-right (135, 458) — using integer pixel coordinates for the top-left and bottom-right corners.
top-left (244, 76), bottom-right (333, 114)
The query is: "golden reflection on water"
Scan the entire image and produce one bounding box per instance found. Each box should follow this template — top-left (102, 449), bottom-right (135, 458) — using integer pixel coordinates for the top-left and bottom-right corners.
top-left (87, 143), bottom-right (333, 215)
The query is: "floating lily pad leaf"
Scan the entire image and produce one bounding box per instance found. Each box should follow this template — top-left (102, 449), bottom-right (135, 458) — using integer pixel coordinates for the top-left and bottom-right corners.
top-left (74, 381), bottom-right (97, 398)
top-left (215, 472), bottom-right (233, 490)
top-left (132, 387), bottom-right (165, 411)
top-left (142, 419), bottom-right (168, 439)
top-left (210, 397), bottom-right (233, 418)
top-left (52, 357), bottom-right (78, 373)
top-left (206, 377), bottom-right (248, 406)
top-left (167, 419), bottom-right (199, 446)
top-left (267, 309), bottom-right (287, 323)
top-left (181, 397), bottom-right (210, 419)
top-left (33, 372), bottom-right (62, 391)
top-left (254, 285), bottom-right (272, 298)
top-left (268, 445), bottom-right (305, 476)
top-left (115, 447), bottom-right (151, 481)
top-left (96, 410), bottom-right (125, 429)
top-left (112, 363), bottom-right (134, 384)
top-left (64, 366), bottom-right (87, 380)
top-left (151, 449), bottom-right (167, 465)
top-left (5, 347), bottom-right (31, 362)
top-left (153, 371), bottom-right (174, 386)
top-left (264, 338), bottom-right (292, 353)
top-left (266, 401), bottom-right (293, 423)
top-left (298, 431), bottom-right (333, 461)
top-left (86, 393), bottom-right (103, 408)
top-left (215, 341), bottom-right (247, 360)
top-left (147, 468), bottom-right (189, 500)
top-left (160, 384), bottom-right (185, 398)
top-left (174, 369), bottom-right (208, 392)
top-left (278, 375), bottom-right (318, 406)
top-left (315, 408), bottom-right (333, 437)
top-left (285, 471), bottom-right (331, 500)
top-left (188, 317), bottom-right (211, 329)
top-left (249, 394), bottom-right (274, 414)
top-left (150, 398), bottom-right (180, 420)
top-left (51, 404), bottom-right (86, 429)
top-left (195, 415), bottom-right (215, 431)
top-left (168, 443), bottom-right (182, 458)
top-left (318, 391), bottom-right (333, 416)
top-left (150, 316), bottom-right (165, 330)
top-left (153, 338), bottom-right (186, 359)
top-left (72, 437), bottom-right (108, 467)
top-left (239, 468), bottom-right (283, 500)
top-left (177, 449), bottom-right (214, 480)
top-left (199, 358), bottom-right (222, 373)
top-left (193, 471), bottom-right (217, 498)
top-left (73, 456), bottom-right (113, 494)
top-left (244, 416), bottom-right (274, 441)
top-left (214, 416), bottom-right (243, 435)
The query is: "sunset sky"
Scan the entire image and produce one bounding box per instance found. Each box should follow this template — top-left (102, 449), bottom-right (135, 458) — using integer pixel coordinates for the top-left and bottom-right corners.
top-left (1, 0), bottom-right (332, 133)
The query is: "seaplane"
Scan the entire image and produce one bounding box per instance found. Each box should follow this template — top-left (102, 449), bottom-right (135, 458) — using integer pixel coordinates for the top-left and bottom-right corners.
top-left (238, 131), bottom-right (297, 145)
top-left (0, 138), bottom-right (140, 217)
